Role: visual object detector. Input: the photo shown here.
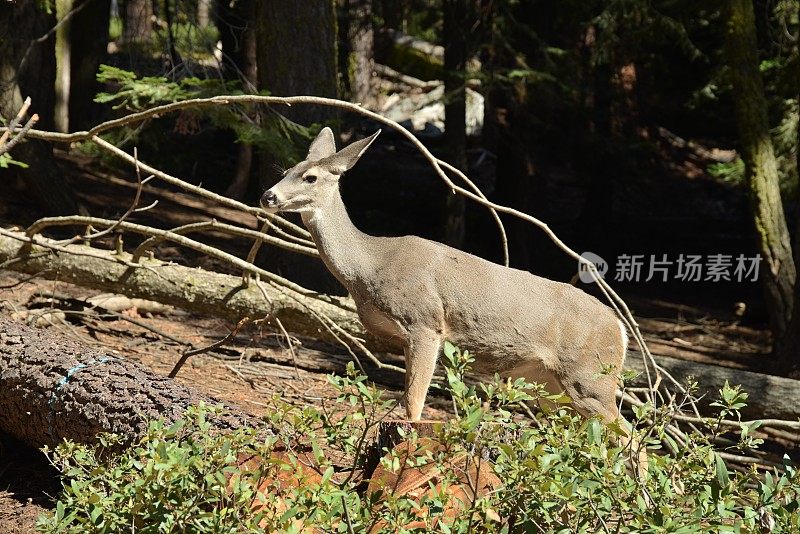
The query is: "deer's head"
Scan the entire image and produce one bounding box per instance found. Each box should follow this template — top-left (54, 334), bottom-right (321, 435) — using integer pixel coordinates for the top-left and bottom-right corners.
top-left (260, 127), bottom-right (380, 214)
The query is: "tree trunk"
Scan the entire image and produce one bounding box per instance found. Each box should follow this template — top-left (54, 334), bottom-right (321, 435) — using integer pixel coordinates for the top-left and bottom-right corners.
top-left (724, 0), bottom-right (796, 360)
top-left (624, 352), bottom-right (800, 421)
top-left (54, 0), bottom-right (72, 133)
top-left (217, 0), bottom-right (256, 87)
top-left (0, 0), bottom-right (80, 215)
top-left (68, 0), bottom-right (111, 132)
top-left (0, 319), bottom-right (264, 450)
top-left (253, 0), bottom-right (342, 294)
top-left (122, 0), bottom-right (153, 44)
top-left (777, 15), bottom-right (800, 376)
top-left (216, 0), bottom-right (257, 200)
top-left (3, 231), bottom-right (800, 420)
top-left (786, 207), bottom-right (800, 376)
top-left (377, 0), bottom-right (403, 31)
top-left (342, 0), bottom-right (375, 104)
top-left (441, 0), bottom-right (468, 248)
top-left (254, 0), bottom-right (338, 125)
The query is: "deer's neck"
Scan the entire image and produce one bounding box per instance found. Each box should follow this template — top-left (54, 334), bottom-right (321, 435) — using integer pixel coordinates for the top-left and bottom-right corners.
top-left (301, 189), bottom-right (373, 289)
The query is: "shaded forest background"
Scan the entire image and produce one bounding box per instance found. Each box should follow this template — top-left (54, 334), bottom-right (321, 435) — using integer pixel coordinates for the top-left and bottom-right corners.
top-left (1, 0), bottom-right (799, 374)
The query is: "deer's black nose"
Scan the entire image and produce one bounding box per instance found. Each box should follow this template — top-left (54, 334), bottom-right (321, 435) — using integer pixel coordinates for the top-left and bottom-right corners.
top-left (261, 190), bottom-right (277, 208)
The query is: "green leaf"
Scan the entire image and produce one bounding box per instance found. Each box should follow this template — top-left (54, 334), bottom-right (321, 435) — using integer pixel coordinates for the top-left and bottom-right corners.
top-left (443, 340), bottom-right (457, 360)
top-left (586, 419), bottom-right (602, 445)
top-left (715, 453), bottom-right (730, 488)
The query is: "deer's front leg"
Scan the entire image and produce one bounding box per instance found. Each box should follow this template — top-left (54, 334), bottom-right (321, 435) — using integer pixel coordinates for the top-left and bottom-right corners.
top-left (403, 331), bottom-right (441, 421)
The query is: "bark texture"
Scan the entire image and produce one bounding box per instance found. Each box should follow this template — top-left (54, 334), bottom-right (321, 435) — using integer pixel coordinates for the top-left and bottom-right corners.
top-left (783, 211), bottom-right (800, 376)
top-left (0, 319), bottom-right (264, 450)
top-left (197, 0), bottom-right (210, 27)
top-left (252, 0), bottom-right (342, 293)
top-left (724, 0), bottom-right (796, 355)
top-left (254, 0), bottom-right (338, 125)
top-left (343, 0), bottom-right (375, 104)
top-left (216, 0), bottom-right (257, 200)
top-left (777, 11), bottom-right (800, 377)
top-left (0, 231), bottom-right (388, 351)
top-left (217, 0), bottom-right (257, 85)
top-left (122, 0), bottom-right (153, 44)
top-left (0, 0), bottom-right (79, 215)
top-left (786, 194), bottom-right (800, 373)
top-left (1, 232), bottom-right (798, 420)
top-left (68, 0), bottom-right (111, 132)
top-left (55, 0), bottom-right (72, 132)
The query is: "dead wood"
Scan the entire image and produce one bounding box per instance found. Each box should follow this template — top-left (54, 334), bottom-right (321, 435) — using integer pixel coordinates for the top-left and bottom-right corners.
top-left (0, 318), bottom-right (264, 450)
top-left (625, 349), bottom-right (800, 421)
top-left (0, 229), bottom-right (392, 353)
top-left (2, 230), bottom-right (799, 422)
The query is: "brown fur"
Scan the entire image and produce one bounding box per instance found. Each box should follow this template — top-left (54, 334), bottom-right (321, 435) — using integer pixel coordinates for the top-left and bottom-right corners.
top-left (262, 128), bottom-right (627, 424)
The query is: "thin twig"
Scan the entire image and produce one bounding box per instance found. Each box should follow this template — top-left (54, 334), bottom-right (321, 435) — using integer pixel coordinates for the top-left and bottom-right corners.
top-left (129, 219), bottom-right (318, 262)
top-left (4, 94), bottom-right (705, 418)
top-left (17, 1), bottom-right (93, 76)
top-left (0, 114), bottom-right (39, 156)
top-left (0, 96), bottom-right (32, 147)
top-left (60, 148), bottom-right (152, 245)
top-left (244, 220), bottom-right (270, 285)
top-left (341, 495), bottom-right (355, 534)
top-left (23, 216), bottom-right (328, 301)
top-left (169, 317), bottom-right (251, 378)
top-left (252, 278), bottom-right (302, 379)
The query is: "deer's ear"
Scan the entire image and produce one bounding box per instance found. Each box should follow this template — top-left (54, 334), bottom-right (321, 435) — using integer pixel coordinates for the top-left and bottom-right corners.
top-left (327, 130), bottom-right (381, 174)
top-left (307, 127), bottom-right (337, 161)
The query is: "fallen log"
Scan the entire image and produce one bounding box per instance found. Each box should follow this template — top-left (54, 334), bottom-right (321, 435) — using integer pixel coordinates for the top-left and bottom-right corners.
top-left (2, 230), bottom-right (798, 421)
top-left (376, 28), bottom-right (444, 81)
top-left (0, 318), bottom-right (264, 450)
top-left (0, 229), bottom-right (392, 352)
top-left (625, 350), bottom-right (800, 421)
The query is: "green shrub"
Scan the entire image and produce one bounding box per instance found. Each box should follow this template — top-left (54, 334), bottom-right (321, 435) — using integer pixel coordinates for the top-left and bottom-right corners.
top-left (37, 344), bottom-right (800, 533)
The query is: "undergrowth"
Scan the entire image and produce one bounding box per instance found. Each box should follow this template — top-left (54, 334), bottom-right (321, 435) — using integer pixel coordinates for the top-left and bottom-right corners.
top-left (37, 344), bottom-right (800, 533)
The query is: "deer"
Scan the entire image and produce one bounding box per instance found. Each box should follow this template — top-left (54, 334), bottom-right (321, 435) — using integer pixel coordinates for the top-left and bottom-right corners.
top-left (261, 127), bottom-right (630, 433)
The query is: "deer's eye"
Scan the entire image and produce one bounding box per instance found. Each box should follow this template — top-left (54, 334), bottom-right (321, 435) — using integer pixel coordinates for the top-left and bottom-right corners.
top-left (303, 174), bottom-right (318, 184)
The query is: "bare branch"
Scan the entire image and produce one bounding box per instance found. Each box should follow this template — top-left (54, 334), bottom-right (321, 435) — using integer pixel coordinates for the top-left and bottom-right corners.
top-left (130, 220), bottom-right (318, 262)
top-left (0, 114), bottom-right (39, 156)
top-left (169, 317), bottom-right (251, 378)
top-left (0, 96), bottom-right (32, 146)
top-left (3, 94), bottom-right (665, 409)
top-left (23, 215), bottom-right (331, 302)
top-left (61, 147), bottom-right (149, 244)
top-left (89, 135), bottom-right (313, 242)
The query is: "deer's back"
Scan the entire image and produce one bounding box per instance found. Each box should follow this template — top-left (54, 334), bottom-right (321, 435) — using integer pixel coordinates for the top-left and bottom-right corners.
top-left (354, 235), bottom-right (622, 374)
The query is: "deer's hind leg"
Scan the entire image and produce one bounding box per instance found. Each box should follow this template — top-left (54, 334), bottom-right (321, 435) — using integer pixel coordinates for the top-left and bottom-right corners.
top-left (403, 329), bottom-right (442, 421)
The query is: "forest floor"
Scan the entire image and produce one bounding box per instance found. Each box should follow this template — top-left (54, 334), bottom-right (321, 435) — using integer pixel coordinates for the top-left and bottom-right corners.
top-left (0, 149), bottom-right (776, 532)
